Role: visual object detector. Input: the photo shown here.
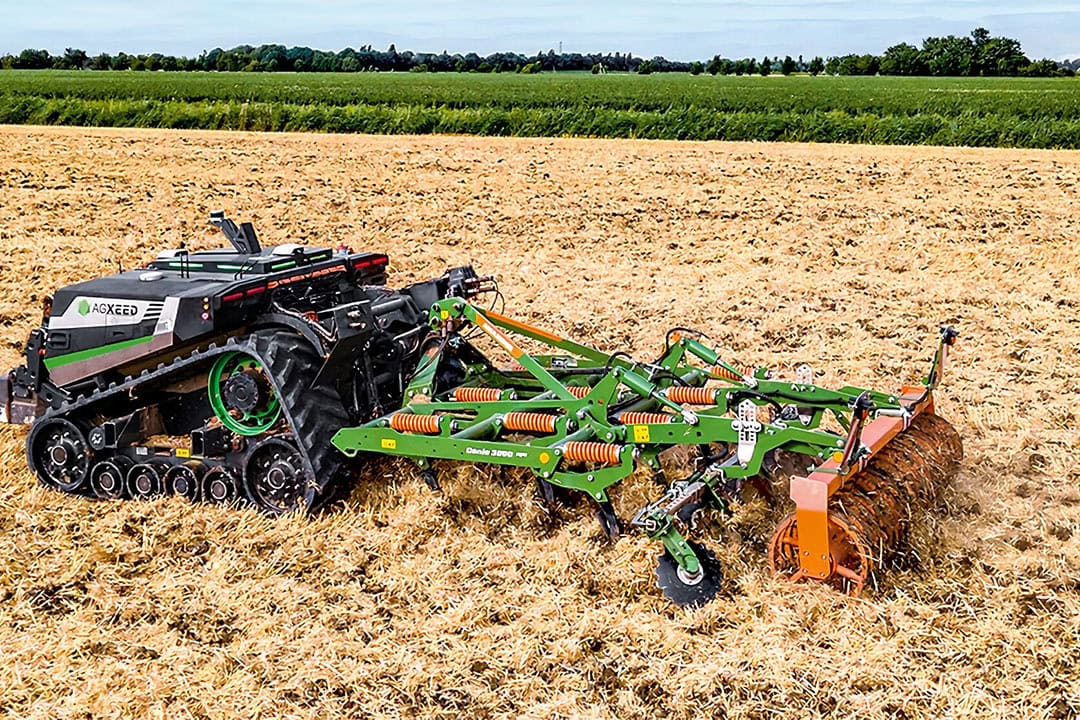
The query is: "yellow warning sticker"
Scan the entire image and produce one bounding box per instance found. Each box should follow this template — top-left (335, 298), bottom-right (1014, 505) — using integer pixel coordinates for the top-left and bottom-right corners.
top-left (539, 451), bottom-right (551, 464)
top-left (175, 447), bottom-right (191, 458)
top-left (440, 310), bottom-right (450, 320)
top-left (382, 438), bottom-right (397, 450)
top-left (632, 425), bottom-right (650, 443)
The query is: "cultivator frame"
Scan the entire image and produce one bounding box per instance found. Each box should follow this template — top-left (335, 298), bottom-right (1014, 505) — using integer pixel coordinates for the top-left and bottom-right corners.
top-left (332, 297), bottom-right (959, 604)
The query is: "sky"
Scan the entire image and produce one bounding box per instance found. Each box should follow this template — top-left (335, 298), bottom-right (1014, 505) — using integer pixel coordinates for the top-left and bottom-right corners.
top-left (4, 1), bottom-right (1079, 61)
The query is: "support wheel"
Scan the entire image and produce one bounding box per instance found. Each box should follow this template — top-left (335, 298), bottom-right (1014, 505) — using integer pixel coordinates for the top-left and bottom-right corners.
top-left (165, 462), bottom-right (205, 502)
top-left (202, 466), bottom-right (241, 505)
top-left (243, 436), bottom-right (310, 514)
top-left (27, 417), bottom-right (93, 493)
top-left (90, 456), bottom-right (133, 500)
top-left (655, 540), bottom-right (723, 608)
top-left (127, 462), bottom-right (168, 499)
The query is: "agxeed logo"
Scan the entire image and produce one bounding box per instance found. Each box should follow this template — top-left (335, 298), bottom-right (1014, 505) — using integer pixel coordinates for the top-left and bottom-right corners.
top-left (78, 300), bottom-right (139, 317)
top-left (51, 296), bottom-right (158, 330)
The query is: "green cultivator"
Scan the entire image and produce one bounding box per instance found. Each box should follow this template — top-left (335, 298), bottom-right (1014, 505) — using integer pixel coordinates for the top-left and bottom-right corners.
top-left (332, 298), bottom-right (962, 605)
top-left (4, 213), bottom-right (962, 607)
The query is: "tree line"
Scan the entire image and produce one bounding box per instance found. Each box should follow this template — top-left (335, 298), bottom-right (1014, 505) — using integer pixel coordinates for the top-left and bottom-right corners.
top-left (1, 28), bottom-right (1073, 77)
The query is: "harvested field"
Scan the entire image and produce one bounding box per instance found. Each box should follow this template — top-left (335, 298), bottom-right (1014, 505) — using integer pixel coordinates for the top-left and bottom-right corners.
top-left (0, 125), bottom-right (1078, 719)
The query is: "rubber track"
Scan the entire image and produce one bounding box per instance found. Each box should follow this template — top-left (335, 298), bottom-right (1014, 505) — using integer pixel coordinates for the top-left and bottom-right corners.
top-left (33, 329), bottom-right (354, 513)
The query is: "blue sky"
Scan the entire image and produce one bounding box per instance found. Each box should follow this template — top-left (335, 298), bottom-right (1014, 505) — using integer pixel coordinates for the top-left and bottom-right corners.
top-left (4, 1), bottom-right (1079, 60)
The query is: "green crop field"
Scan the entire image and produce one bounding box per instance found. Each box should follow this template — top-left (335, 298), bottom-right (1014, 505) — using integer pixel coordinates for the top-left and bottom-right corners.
top-left (2, 70), bottom-right (1079, 147)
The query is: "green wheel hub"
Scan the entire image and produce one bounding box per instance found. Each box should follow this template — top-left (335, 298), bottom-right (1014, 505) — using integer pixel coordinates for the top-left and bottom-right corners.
top-left (208, 352), bottom-right (282, 436)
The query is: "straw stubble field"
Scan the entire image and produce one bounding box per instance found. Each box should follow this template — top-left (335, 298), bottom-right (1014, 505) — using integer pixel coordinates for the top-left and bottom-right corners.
top-left (0, 126), bottom-right (1077, 719)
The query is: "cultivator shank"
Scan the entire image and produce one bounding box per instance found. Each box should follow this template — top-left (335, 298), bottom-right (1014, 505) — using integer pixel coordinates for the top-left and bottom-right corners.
top-left (333, 295), bottom-right (963, 606)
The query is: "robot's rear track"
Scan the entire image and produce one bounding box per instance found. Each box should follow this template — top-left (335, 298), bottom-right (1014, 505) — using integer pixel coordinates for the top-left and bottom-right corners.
top-left (27, 329), bottom-right (353, 513)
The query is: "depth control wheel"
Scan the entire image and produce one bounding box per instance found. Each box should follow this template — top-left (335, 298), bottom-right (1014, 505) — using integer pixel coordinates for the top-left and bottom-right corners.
top-left (126, 461), bottom-right (168, 499)
top-left (27, 417), bottom-right (93, 493)
top-left (90, 456), bottom-right (134, 500)
top-left (244, 436), bottom-right (310, 514)
top-left (165, 462), bottom-right (205, 502)
top-left (202, 466), bottom-right (240, 505)
top-left (655, 540), bottom-right (724, 608)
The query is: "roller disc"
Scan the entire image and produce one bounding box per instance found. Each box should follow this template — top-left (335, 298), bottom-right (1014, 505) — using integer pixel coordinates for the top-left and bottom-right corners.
top-left (655, 541), bottom-right (723, 608)
top-left (767, 412), bottom-right (962, 594)
top-left (768, 512), bottom-right (873, 595)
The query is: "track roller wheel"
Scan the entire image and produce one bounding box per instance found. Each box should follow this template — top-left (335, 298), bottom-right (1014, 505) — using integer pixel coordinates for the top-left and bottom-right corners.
top-left (165, 462), bottom-right (205, 502)
top-left (90, 456), bottom-right (133, 500)
top-left (655, 540), bottom-right (723, 608)
top-left (202, 466), bottom-right (241, 505)
top-left (26, 417), bottom-right (93, 493)
top-left (243, 436), bottom-right (308, 514)
top-left (126, 461), bottom-right (168, 499)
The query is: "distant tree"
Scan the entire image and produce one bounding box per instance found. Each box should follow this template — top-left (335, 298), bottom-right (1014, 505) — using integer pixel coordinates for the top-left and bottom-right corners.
top-left (637, 59), bottom-right (655, 75)
top-left (454, 58), bottom-right (468, 72)
top-left (759, 56), bottom-right (771, 76)
top-left (808, 56), bottom-right (825, 76)
top-left (60, 48), bottom-right (88, 69)
top-left (921, 35), bottom-right (975, 76)
top-left (824, 56), bottom-right (840, 75)
top-left (129, 56), bottom-right (145, 71)
top-left (706, 55), bottom-right (722, 75)
top-left (1022, 58), bottom-right (1070, 77)
top-left (410, 63), bottom-right (429, 73)
top-left (89, 53), bottom-right (112, 71)
top-left (880, 43), bottom-right (926, 75)
top-left (746, 58), bottom-right (758, 75)
top-left (977, 36), bottom-right (1027, 76)
top-left (519, 61), bottom-right (541, 74)
top-left (15, 48), bottom-right (51, 69)
top-left (0, 55), bottom-right (13, 70)
top-left (781, 55), bottom-right (796, 75)
top-left (689, 60), bottom-right (704, 75)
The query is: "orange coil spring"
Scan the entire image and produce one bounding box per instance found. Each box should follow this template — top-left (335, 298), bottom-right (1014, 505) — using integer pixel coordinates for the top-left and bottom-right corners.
top-left (712, 363), bottom-right (753, 382)
top-left (453, 387), bottom-right (502, 402)
top-left (503, 411), bottom-right (559, 434)
top-left (563, 441), bottom-right (622, 465)
top-left (389, 413), bottom-right (441, 434)
top-left (566, 386), bottom-right (590, 398)
top-left (665, 386), bottom-right (718, 405)
top-left (617, 411), bottom-right (675, 425)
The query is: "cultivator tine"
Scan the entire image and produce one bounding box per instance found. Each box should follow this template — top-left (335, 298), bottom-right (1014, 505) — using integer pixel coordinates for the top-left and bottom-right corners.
top-left (595, 500), bottom-right (622, 540)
